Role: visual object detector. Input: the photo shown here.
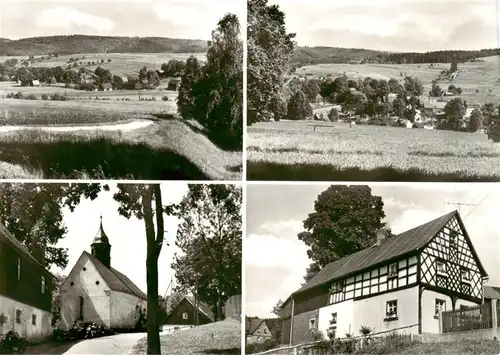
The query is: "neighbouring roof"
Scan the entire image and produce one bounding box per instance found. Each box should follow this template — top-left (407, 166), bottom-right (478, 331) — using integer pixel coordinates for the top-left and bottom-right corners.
top-left (0, 222), bottom-right (52, 275)
top-left (246, 317), bottom-right (264, 334)
top-left (184, 296), bottom-right (215, 321)
top-left (484, 286), bottom-right (500, 300)
top-left (84, 251), bottom-right (147, 300)
top-left (264, 318), bottom-right (281, 339)
top-left (100, 83), bottom-right (113, 89)
top-left (293, 210), bottom-right (487, 296)
top-left (169, 78), bottom-right (181, 84)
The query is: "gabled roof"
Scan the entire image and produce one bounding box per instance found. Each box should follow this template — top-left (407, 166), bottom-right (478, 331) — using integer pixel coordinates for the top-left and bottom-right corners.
top-left (0, 222), bottom-right (53, 278)
top-left (294, 210), bottom-right (487, 295)
top-left (245, 317), bottom-right (264, 334)
top-left (184, 296), bottom-right (215, 321)
top-left (84, 251), bottom-right (147, 300)
top-left (484, 286), bottom-right (500, 300)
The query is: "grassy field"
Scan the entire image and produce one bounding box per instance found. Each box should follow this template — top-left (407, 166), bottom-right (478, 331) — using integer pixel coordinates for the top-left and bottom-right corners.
top-left (247, 120), bottom-right (500, 181)
top-left (0, 52), bottom-right (205, 76)
top-left (131, 319), bottom-right (241, 355)
top-left (297, 55), bottom-right (500, 104)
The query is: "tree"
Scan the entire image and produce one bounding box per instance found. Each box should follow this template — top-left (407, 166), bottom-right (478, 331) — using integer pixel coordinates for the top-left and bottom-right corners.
top-left (468, 108), bottom-right (483, 132)
top-left (302, 80), bottom-right (320, 103)
top-left (388, 78), bottom-right (403, 94)
top-left (248, 0), bottom-right (295, 124)
top-left (430, 82), bottom-right (442, 97)
top-left (146, 70), bottom-right (160, 88)
top-left (51, 274), bottom-right (66, 327)
top-left (303, 262), bottom-right (321, 283)
top-left (171, 185), bottom-right (242, 321)
top-left (272, 299), bottom-right (283, 318)
top-left (287, 90), bottom-right (312, 120)
top-left (177, 56), bottom-right (203, 120)
top-left (328, 108), bottom-right (339, 122)
top-left (443, 98), bottom-right (466, 130)
top-left (392, 97), bottom-right (406, 118)
top-left (297, 185), bottom-right (390, 273)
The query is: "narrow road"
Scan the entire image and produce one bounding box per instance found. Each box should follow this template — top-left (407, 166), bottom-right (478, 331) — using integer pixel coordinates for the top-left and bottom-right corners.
top-left (0, 120), bottom-right (154, 133)
top-left (61, 333), bottom-right (146, 355)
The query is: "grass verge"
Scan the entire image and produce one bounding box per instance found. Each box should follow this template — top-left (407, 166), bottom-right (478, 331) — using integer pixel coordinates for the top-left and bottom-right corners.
top-left (246, 162), bottom-right (500, 182)
top-left (131, 319), bottom-right (241, 355)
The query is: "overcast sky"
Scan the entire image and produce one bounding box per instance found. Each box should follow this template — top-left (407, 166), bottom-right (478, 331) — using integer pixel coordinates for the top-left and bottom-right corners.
top-left (48, 183), bottom-right (188, 298)
top-left (269, 0), bottom-right (500, 52)
top-left (246, 183), bottom-right (500, 319)
top-left (1, 0), bottom-right (244, 40)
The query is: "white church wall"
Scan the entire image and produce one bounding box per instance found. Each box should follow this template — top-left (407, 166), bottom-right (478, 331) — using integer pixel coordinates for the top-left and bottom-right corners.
top-left (59, 254), bottom-right (111, 330)
top-left (109, 291), bottom-right (146, 329)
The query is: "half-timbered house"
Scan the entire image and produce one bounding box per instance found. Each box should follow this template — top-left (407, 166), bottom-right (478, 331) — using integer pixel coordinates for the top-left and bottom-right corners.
top-left (163, 296), bottom-right (214, 326)
top-left (280, 211), bottom-right (488, 345)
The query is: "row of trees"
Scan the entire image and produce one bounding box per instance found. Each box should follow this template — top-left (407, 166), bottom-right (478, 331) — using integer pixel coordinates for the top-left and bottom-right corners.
top-left (177, 13), bottom-right (243, 150)
top-left (2, 183), bottom-right (241, 355)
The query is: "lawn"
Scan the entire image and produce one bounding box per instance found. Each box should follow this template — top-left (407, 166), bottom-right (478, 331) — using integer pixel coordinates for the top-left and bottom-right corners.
top-left (396, 340), bottom-right (500, 355)
top-left (247, 120), bottom-right (500, 181)
top-left (131, 319), bottom-right (241, 355)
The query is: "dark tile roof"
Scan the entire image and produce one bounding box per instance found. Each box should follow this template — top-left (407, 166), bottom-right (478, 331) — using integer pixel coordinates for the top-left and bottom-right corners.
top-left (245, 317), bottom-right (264, 334)
top-left (184, 296), bottom-right (215, 321)
top-left (84, 251), bottom-right (147, 300)
top-left (295, 210), bottom-right (460, 294)
top-left (264, 318), bottom-right (281, 339)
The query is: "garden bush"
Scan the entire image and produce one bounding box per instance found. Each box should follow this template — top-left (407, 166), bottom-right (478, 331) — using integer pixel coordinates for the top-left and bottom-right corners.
top-left (0, 331), bottom-right (27, 354)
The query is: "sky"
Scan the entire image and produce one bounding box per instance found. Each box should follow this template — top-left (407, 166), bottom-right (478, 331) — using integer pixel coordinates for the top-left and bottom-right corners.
top-left (246, 183), bottom-right (500, 318)
top-left (0, 0), bottom-right (244, 40)
top-left (49, 182), bottom-right (189, 298)
top-left (269, 0), bottom-right (500, 52)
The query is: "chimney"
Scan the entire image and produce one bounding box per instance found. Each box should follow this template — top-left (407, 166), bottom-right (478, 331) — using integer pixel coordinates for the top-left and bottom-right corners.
top-left (31, 238), bottom-right (46, 266)
top-left (376, 229), bottom-right (387, 246)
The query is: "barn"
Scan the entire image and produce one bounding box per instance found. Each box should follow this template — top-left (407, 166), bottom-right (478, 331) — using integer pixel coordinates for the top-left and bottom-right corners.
top-left (59, 217), bottom-right (147, 331)
top-left (280, 211), bottom-right (487, 345)
top-left (163, 297), bottom-right (214, 326)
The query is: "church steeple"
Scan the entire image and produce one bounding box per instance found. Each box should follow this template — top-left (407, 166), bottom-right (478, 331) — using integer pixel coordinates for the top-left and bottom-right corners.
top-left (91, 214), bottom-right (111, 268)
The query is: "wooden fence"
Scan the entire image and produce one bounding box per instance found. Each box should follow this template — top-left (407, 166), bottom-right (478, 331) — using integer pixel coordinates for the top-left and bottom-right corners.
top-left (442, 304), bottom-right (492, 333)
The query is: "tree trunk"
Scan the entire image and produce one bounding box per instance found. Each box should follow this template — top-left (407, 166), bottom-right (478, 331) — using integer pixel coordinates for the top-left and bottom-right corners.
top-left (142, 187), bottom-right (161, 355)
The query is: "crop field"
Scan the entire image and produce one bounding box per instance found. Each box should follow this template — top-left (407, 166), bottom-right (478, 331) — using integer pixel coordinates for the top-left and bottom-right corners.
top-left (0, 52), bottom-right (206, 76)
top-left (247, 120), bottom-right (500, 181)
top-left (297, 55), bottom-right (500, 103)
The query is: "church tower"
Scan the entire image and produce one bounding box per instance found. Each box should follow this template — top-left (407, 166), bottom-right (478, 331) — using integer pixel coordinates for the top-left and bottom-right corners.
top-left (91, 215), bottom-right (111, 268)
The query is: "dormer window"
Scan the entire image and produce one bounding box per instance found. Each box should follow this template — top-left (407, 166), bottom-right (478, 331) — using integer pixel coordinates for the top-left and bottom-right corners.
top-left (388, 263), bottom-right (398, 278)
top-left (436, 261), bottom-right (447, 275)
top-left (461, 268), bottom-right (471, 283)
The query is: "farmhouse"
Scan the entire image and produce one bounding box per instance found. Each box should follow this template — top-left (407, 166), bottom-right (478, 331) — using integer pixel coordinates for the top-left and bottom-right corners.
top-left (167, 77), bottom-right (181, 91)
top-left (280, 211), bottom-right (487, 345)
top-left (59, 217), bottom-right (147, 331)
top-left (163, 296), bottom-right (214, 326)
top-left (98, 83), bottom-right (113, 91)
top-left (246, 317), bottom-right (274, 344)
top-left (0, 222), bottom-right (54, 341)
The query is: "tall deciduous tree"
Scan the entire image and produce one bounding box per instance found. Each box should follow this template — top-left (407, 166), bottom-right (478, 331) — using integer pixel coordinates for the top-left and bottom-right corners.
top-left (172, 184), bottom-right (242, 321)
top-left (287, 90), bottom-right (312, 120)
top-left (297, 185), bottom-right (391, 280)
top-left (248, 0), bottom-right (296, 124)
top-left (443, 98), bottom-right (466, 130)
top-left (177, 56), bottom-right (203, 120)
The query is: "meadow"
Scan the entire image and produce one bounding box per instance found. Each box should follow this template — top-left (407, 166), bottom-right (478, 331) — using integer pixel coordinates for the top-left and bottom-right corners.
top-left (296, 55), bottom-right (500, 104)
top-left (0, 52), bottom-right (205, 76)
top-left (247, 120), bottom-right (500, 181)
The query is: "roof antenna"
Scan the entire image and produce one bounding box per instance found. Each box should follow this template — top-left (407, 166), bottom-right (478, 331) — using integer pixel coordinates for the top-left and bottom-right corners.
top-left (444, 202), bottom-right (477, 214)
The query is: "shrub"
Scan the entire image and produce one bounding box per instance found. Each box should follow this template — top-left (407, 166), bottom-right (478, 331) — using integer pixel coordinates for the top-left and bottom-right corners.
top-left (162, 96), bottom-right (169, 101)
top-left (245, 339), bottom-right (278, 354)
top-left (50, 93), bottom-right (66, 101)
top-left (41, 94), bottom-right (48, 100)
top-left (53, 321), bottom-right (115, 341)
top-left (26, 94), bottom-right (37, 100)
top-left (0, 331), bottom-right (27, 354)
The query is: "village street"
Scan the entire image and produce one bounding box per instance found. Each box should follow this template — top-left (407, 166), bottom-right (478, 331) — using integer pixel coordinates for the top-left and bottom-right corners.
top-left (60, 333), bottom-right (147, 355)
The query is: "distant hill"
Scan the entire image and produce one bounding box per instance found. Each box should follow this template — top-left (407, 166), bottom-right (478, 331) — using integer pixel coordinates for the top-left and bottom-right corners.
top-left (0, 35), bottom-right (209, 56)
top-left (291, 46), bottom-right (500, 66)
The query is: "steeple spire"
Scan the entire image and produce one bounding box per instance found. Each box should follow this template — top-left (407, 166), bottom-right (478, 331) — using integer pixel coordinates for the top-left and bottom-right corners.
top-left (91, 214), bottom-right (111, 268)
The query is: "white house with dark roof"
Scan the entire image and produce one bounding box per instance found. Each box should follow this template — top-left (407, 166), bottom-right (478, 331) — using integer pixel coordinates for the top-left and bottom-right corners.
top-left (279, 211), bottom-right (488, 345)
top-left (59, 217), bottom-right (147, 331)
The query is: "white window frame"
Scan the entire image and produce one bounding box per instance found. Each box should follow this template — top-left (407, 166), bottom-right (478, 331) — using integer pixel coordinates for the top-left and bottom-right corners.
top-left (461, 268), bottom-right (471, 283)
top-left (182, 312), bottom-right (188, 320)
top-left (388, 263), bottom-right (398, 278)
top-left (436, 260), bottom-right (448, 276)
top-left (435, 299), bottom-right (446, 317)
top-left (17, 258), bottom-right (21, 281)
top-left (31, 314), bottom-right (37, 326)
top-left (309, 317), bottom-right (317, 329)
top-left (385, 300), bottom-right (398, 319)
top-left (41, 276), bottom-right (46, 294)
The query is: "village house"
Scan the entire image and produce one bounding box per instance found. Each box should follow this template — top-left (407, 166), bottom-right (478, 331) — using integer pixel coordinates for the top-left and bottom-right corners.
top-left (98, 83), bottom-right (113, 91)
top-left (0, 223), bottom-right (54, 341)
top-left (59, 217), bottom-right (147, 331)
top-left (279, 211), bottom-right (487, 345)
top-left (246, 317), bottom-right (274, 344)
top-left (167, 77), bottom-right (181, 91)
top-left (163, 296), bottom-right (214, 326)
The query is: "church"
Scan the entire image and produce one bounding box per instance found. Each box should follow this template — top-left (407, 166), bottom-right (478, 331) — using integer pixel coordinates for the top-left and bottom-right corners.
top-left (59, 217), bottom-right (147, 331)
